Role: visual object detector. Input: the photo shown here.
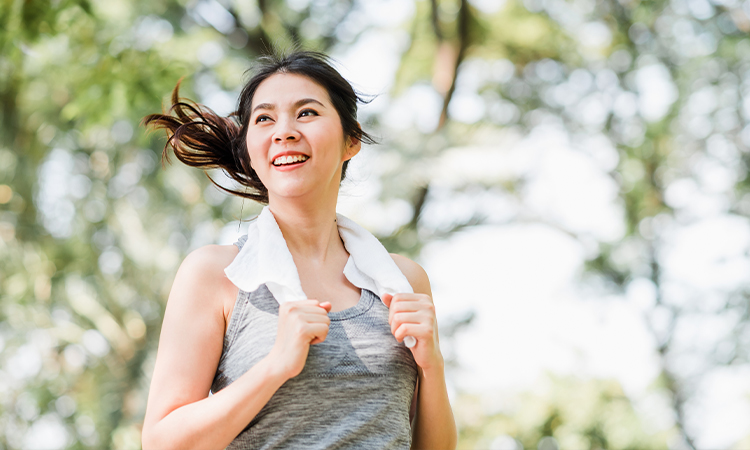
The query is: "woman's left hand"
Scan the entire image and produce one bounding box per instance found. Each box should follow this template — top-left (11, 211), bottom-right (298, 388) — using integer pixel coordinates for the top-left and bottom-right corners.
top-left (382, 293), bottom-right (444, 371)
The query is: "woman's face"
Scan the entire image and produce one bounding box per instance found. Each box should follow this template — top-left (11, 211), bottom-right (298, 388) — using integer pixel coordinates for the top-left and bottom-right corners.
top-left (246, 73), bottom-right (360, 204)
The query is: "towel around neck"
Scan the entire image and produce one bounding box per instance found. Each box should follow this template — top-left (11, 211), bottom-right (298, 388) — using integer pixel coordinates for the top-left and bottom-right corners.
top-left (224, 206), bottom-right (415, 305)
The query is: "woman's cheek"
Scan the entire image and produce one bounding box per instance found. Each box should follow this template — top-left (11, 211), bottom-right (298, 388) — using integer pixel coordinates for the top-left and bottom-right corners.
top-left (246, 144), bottom-right (267, 174)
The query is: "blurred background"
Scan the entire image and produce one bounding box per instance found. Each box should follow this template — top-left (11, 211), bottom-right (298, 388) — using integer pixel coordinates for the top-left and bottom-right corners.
top-left (2, 0), bottom-right (750, 448)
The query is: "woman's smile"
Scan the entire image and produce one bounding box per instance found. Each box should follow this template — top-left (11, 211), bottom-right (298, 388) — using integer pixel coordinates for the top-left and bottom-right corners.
top-left (271, 153), bottom-right (310, 171)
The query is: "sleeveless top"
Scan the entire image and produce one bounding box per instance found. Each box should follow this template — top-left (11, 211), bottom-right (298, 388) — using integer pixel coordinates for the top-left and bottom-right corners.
top-left (211, 235), bottom-right (419, 449)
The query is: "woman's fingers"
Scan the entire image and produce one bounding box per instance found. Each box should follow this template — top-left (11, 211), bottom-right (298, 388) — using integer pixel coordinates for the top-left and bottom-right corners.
top-left (307, 322), bottom-right (330, 345)
top-left (283, 303), bottom-right (330, 338)
top-left (389, 311), bottom-right (432, 336)
top-left (387, 295), bottom-right (436, 343)
top-left (277, 300), bottom-right (331, 343)
top-left (270, 299), bottom-right (332, 378)
top-left (384, 293), bottom-right (444, 370)
top-left (393, 323), bottom-right (431, 343)
top-left (282, 300), bottom-right (331, 314)
top-left (386, 293), bottom-right (433, 311)
top-left (301, 313), bottom-right (331, 323)
top-left (386, 294), bottom-right (434, 325)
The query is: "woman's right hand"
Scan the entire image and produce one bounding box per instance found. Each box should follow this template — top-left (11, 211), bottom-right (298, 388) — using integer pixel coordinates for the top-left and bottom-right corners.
top-left (267, 300), bottom-right (332, 380)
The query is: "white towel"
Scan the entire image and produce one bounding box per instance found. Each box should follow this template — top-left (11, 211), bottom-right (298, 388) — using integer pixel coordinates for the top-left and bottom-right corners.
top-left (224, 206), bottom-right (417, 347)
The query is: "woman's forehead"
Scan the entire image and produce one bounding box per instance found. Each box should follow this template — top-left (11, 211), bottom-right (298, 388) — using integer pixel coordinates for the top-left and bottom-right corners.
top-left (252, 73), bottom-right (331, 109)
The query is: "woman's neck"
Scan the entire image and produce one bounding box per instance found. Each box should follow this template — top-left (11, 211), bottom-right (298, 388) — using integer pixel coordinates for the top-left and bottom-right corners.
top-left (267, 195), bottom-right (344, 265)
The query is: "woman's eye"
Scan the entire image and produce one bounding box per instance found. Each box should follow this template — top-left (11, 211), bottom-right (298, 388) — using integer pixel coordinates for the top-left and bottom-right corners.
top-left (299, 109), bottom-right (318, 118)
top-left (255, 115), bottom-right (271, 123)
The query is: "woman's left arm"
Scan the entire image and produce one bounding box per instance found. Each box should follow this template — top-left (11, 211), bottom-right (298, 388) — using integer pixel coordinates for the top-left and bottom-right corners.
top-left (385, 255), bottom-right (458, 450)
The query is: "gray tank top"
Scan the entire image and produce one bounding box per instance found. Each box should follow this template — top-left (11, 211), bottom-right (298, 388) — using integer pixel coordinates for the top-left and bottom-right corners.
top-left (211, 235), bottom-right (418, 449)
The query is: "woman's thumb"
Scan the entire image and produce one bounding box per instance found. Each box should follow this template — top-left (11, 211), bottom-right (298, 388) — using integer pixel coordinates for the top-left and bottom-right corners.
top-left (382, 293), bottom-right (393, 308)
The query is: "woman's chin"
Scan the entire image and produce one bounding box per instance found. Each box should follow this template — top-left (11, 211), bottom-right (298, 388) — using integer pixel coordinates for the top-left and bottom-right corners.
top-left (267, 183), bottom-right (318, 201)
top-left (266, 175), bottom-right (340, 202)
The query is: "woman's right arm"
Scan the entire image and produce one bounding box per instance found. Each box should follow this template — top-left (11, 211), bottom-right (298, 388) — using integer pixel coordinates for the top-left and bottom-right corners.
top-left (141, 245), bottom-right (331, 450)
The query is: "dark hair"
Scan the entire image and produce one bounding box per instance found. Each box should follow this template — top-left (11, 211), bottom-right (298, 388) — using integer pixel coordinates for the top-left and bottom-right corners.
top-left (143, 50), bottom-right (376, 204)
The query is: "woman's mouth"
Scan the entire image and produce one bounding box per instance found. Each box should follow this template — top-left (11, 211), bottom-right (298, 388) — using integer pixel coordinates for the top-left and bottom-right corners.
top-left (272, 155), bottom-right (309, 167)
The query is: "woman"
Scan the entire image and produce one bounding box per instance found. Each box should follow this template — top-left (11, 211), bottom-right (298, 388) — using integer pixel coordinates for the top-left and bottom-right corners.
top-left (141, 50), bottom-right (456, 450)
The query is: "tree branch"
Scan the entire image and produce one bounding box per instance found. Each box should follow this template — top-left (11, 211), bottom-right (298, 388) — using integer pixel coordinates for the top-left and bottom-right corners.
top-left (429, 0), bottom-right (444, 41)
top-left (437, 0), bottom-right (471, 130)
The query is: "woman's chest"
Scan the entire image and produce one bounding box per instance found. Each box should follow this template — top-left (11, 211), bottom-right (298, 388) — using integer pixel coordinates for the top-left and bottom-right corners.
top-left (297, 270), bottom-right (363, 312)
top-left (222, 289), bottom-right (418, 449)
top-left (214, 287), bottom-right (417, 388)
top-left (300, 306), bottom-right (414, 379)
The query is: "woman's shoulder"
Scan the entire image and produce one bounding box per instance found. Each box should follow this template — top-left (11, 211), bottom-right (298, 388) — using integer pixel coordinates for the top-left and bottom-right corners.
top-left (173, 244), bottom-right (240, 299)
top-left (182, 243), bottom-right (240, 270)
top-left (389, 253), bottom-right (432, 297)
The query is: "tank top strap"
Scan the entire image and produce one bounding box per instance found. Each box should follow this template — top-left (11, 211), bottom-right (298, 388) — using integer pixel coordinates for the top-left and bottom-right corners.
top-left (233, 234), bottom-right (249, 251)
top-left (220, 234), bottom-right (252, 368)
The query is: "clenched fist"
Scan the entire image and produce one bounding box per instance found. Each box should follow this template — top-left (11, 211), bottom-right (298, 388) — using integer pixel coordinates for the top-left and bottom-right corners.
top-left (266, 300), bottom-right (332, 380)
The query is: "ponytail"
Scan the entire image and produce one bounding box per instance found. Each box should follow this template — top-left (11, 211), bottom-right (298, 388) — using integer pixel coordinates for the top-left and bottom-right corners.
top-left (143, 81), bottom-right (269, 203)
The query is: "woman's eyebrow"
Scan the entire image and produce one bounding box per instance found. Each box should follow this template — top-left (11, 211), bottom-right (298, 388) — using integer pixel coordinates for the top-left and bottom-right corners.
top-left (252, 98), bottom-right (326, 114)
top-left (294, 98), bottom-right (326, 109)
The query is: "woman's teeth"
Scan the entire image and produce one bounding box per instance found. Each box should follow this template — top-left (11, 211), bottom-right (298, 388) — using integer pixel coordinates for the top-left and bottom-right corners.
top-left (273, 155), bottom-right (309, 166)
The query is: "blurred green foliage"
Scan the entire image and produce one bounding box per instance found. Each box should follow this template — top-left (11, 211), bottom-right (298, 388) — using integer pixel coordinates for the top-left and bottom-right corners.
top-left (456, 374), bottom-right (672, 450)
top-left (2, 0), bottom-right (750, 448)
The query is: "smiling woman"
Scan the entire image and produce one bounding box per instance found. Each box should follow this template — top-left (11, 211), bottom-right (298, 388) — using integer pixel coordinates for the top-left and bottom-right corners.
top-left (144, 51), bottom-right (376, 204)
top-left (140, 51), bottom-right (457, 450)
top-left (244, 73), bottom-right (360, 202)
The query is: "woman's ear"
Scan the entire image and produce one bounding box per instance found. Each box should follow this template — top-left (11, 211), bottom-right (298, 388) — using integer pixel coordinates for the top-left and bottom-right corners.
top-left (344, 137), bottom-right (361, 161)
top-left (343, 123), bottom-right (363, 161)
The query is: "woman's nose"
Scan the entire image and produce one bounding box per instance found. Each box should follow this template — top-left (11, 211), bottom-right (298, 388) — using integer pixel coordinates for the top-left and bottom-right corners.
top-left (273, 119), bottom-right (301, 143)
